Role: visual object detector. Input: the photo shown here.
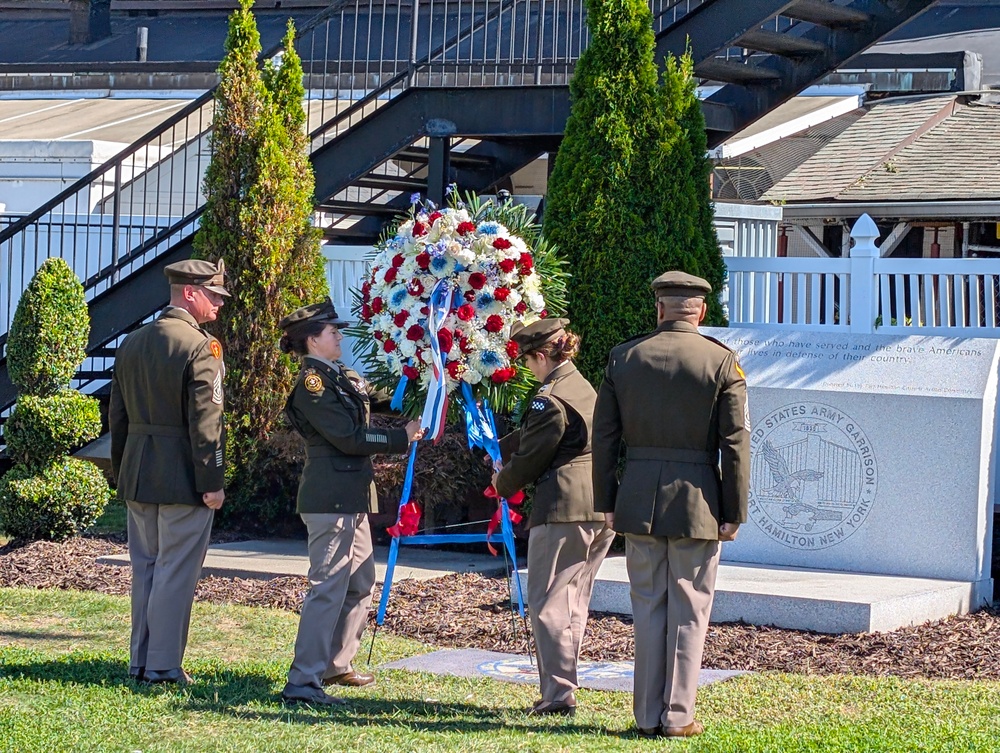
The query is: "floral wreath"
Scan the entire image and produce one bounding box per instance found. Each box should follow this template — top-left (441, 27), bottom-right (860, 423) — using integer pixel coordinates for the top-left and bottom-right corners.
top-left (350, 191), bottom-right (569, 416)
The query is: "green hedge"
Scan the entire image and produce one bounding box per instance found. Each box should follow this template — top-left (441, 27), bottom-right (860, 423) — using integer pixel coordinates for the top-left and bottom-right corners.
top-left (3, 390), bottom-right (102, 466)
top-left (0, 458), bottom-right (111, 542)
top-left (7, 258), bottom-right (89, 396)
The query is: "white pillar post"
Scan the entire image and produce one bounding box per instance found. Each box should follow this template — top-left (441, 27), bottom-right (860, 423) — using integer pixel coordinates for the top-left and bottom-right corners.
top-left (849, 213), bottom-right (880, 334)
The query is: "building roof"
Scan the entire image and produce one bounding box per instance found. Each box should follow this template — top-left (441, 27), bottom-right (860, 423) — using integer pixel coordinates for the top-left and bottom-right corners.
top-left (759, 96), bottom-right (1000, 204)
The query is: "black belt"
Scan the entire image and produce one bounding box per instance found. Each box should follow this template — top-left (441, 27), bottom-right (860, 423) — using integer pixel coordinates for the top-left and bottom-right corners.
top-left (129, 423), bottom-right (187, 438)
top-left (626, 447), bottom-right (714, 465)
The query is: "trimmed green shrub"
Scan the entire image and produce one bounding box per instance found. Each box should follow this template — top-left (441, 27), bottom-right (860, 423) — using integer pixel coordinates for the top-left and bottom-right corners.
top-left (0, 458), bottom-right (112, 542)
top-left (194, 3), bottom-right (329, 529)
top-left (3, 390), bottom-right (102, 466)
top-left (543, 0), bottom-right (726, 385)
top-left (7, 258), bottom-right (89, 396)
top-left (1, 258), bottom-right (110, 541)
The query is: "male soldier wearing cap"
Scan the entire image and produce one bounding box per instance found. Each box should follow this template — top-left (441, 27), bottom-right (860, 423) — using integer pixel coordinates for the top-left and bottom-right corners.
top-left (109, 257), bottom-right (229, 686)
top-left (277, 299), bottom-right (424, 706)
top-left (493, 318), bottom-right (613, 717)
top-left (592, 270), bottom-right (750, 738)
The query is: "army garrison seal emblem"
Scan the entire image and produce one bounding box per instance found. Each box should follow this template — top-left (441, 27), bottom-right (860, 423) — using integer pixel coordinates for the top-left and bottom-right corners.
top-left (749, 402), bottom-right (877, 550)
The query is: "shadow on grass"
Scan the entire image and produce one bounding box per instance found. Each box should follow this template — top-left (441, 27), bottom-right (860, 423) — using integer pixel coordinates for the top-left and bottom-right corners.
top-left (0, 657), bottom-right (610, 736)
top-left (0, 630), bottom-right (102, 642)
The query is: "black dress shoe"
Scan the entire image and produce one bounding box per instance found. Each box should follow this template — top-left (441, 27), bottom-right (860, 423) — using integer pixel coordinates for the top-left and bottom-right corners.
top-left (281, 683), bottom-right (347, 706)
top-left (142, 668), bottom-right (194, 686)
top-left (128, 666), bottom-right (145, 681)
top-left (527, 699), bottom-right (577, 717)
top-left (636, 726), bottom-right (663, 738)
top-left (322, 670), bottom-right (375, 687)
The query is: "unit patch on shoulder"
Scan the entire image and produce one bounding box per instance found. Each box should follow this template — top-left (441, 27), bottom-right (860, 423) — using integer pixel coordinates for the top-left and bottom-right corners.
top-left (734, 359), bottom-right (746, 380)
top-left (304, 370), bottom-right (324, 394)
top-left (530, 397), bottom-right (550, 412)
top-left (209, 340), bottom-right (222, 360)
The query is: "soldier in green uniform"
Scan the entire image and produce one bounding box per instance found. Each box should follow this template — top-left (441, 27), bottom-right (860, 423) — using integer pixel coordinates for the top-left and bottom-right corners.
top-left (592, 271), bottom-right (750, 738)
top-left (493, 318), bottom-right (614, 717)
top-left (278, 300), bottom-right (424, 706)
top-left (109, 258), bottom-right (229, 686)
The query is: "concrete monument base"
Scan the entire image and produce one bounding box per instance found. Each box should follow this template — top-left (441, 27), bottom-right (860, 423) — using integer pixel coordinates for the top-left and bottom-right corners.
top-left (518, 556), bottom-right (992, 635)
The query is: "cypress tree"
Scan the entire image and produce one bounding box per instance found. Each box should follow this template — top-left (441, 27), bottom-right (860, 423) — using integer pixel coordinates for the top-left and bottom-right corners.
top-left (543, 0), bottom-right (725, 385)
top-left (195, 2), bottom-right (328, 525)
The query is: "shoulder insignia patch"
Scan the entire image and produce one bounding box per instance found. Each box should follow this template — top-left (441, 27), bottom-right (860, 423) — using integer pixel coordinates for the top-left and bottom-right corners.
top-left (530, 397), bottom-right (550, 412)
top-left (209, 340), bottom-right (222, 360)
top-left (304, 371), bottom-right (324, 394)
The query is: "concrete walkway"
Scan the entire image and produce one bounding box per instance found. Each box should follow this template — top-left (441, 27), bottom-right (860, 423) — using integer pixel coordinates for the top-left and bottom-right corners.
top-left (98, 538), bottom-right (511, 583)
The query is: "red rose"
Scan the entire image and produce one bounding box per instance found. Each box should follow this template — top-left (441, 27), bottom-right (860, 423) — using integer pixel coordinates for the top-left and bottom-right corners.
top-left (383, 267), bottom-right (398, 283)
top-left (406, 324), bottom-right (425, 341)
top-left (374, 330), bottom-right (384, 341)
top-left (518, 252), bottom-right (534, 274)
top-left (402, 364), bottom-right (420, 380)
top-left (491, 367), bottom-right (515, 383)
top-left (493, 237), bottom-right (512, 250)
top-left (437, 328), bottom-right (454, 353)
top-left (494, 287), bottom-right (511, 301)
top-left (514, 301), bottom-right (527, 314)
top-left (412, 222), bottom-right (427, 237)
top-left (361, 303), bottom-right (372, 321)
top-left (446, 360), bottom-right (464, 379)
top-left (421, 305), bottom-right (430, 315)
top-left (468, 272), bottom-right (487, 290)
top-left (464, 291), bottom-right (476, 302)
top-left (391, 253), bottom-right (405, 268)
top-left (415, 252), bottom-right (431, 269)
top-left (361, 280), bottom-right (372, 296)
top-left (428, 211), bottom-right (442, 223)
top-left (459, 336), bottom-right (473, 354)
top-left (456, 304), bottom-right (475, 322)
top-left (498, 259), bottom-right (516, 273)
top-left (393, 311), bottom-right (409, 327)
top-left (505, 340), bottom-right (519, 359)
top-left (383, 339), bottom-right (397, 353)
top-left (457, 221), bottom-right (476, 235)
top-left (485, 314), bottom-right (504, 333)
top-left (408, 279), bottom-right (425, 296)
top-left (540, 309), bottom-right (548, 318)
top-left (371, 297), bottom-right (384, 314)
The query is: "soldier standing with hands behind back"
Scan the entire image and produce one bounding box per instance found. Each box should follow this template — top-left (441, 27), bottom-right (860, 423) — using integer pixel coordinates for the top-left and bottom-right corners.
top-left (110, 258), bottom-right (229, 686)
top-left (592, 271), bottom-right (750, 738)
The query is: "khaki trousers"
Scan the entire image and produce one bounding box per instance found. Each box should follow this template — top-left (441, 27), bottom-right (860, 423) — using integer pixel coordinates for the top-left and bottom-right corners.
top-left (127, 500), bottom-right (214, 671)
top-left (287, 512), bottom-right (375, 688)
top-left (528, 521), bottom-right (614, 703)
top-left (624, 534), bottom-right (720, 729)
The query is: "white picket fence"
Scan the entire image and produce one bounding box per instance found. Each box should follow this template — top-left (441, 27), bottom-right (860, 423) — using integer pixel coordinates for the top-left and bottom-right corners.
top-left (725, 215), bottom-right (1000, 336)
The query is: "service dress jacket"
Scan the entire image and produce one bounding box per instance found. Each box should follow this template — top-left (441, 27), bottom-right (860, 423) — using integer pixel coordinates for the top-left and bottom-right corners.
top-left (285, 356), bottom-right (409, 515)
top-left (495, 361), bottom-right (604, 528)
top-left (592, 320), bottom-right (750, 539)
top-left (110, 307), bottom-right (226, 506)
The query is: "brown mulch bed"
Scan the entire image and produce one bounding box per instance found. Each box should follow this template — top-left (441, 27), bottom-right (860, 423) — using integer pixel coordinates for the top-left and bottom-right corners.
top-left (2, 536), bottom-right (1000, 680)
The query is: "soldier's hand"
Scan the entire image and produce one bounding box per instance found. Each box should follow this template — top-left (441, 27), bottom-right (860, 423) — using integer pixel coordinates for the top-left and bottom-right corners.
top-left (203, 489), bottom-right (225, 510)
top-left (604, 512), bottom-right (615, 529)
top-left (405, 421), bottom-right (426, 442)
top-left (719, 522), bottom-right (739, 542)
top-left (490, 471), bottom-right (500, 489)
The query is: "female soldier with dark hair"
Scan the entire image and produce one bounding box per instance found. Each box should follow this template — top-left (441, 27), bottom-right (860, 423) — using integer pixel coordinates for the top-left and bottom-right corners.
top-left (492, 318), bottom-right (614, 717)
top-left (278, 299), bottom-right (424, 706)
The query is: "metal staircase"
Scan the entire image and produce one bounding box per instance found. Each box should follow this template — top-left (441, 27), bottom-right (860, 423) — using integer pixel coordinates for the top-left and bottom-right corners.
top-left (0, 0), bottom-right (938, 429)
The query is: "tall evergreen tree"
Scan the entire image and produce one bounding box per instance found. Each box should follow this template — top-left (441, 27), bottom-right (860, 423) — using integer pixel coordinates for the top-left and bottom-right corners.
top-left (543, 0), bottom-right (725, 385)
top-left (195, 1), bottom-right (328, 525)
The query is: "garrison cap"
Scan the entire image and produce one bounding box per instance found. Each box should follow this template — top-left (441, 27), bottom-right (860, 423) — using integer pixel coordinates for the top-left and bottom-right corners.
top-left (651, 270), bottom-right (712, 298)
top-left (279, 298), bottom-right (350, 331)
top-left (510, 317), bottom-right (569, 355)
top-left (164, 258), bottom-right (230, 296)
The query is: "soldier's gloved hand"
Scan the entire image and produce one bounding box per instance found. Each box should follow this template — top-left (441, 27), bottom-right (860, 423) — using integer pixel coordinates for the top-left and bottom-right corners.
top-left (719, 522), bottom-right (739, 542)
top-left (203, 489), bottom-right (225, 510)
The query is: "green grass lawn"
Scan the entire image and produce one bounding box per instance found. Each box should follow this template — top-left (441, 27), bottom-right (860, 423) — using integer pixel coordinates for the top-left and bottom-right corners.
top-left (2, 588), bottom-right (999, 752)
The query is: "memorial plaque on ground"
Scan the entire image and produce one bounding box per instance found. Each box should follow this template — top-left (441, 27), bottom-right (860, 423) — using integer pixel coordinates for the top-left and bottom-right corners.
top-left (703, 327), bottom-right (998, 605)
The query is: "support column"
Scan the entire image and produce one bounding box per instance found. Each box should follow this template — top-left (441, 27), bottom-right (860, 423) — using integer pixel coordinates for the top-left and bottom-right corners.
top-left (427, 136), bottom-right (451, 207)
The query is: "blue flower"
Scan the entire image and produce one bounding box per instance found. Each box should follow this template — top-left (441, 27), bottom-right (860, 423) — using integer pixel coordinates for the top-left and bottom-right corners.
top-left (390, 287), bottom-right (410, 308)
top-left (477, 292), bottom-right (494, 308)
top-left (478, 221), bottom-right (499, 235)
top-left (480, 350), bottom-right (501, 367)
top-left (428, 240), bottom-right (448, 258)
top-left (430, 255), bottom-right (452, 274)
top-left (410, 192), bottom-right (421, 205)
top-left (445, 183), bottom-right (455, 196)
